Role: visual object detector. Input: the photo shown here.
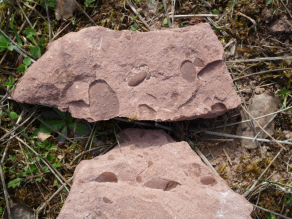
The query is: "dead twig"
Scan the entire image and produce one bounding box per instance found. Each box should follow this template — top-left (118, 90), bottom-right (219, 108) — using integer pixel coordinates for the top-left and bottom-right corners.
top-left (227, 56), bottom-right (292, 63)
top-left (18, 142), bottom-right (50, 208)
top-left (168, 13), bottom-right (218, 17)
top-left (200, 131), bottom-right (292, 146)
top-left (36, 177), bottom-right (73, 218)
top-left (188, 139), bottom-right (220, 176)
top-left (72, 0), bottom-right (97, 26)
top-left (171, 0), bottom-right (175, 27)
top-left (223, 148), bottom-right (232, 165)
top-left (252, 204), bottom-right (292, 219)
top-left (280, 0), bottom-right (292, 19)
top-left (43, 0), bottom-right (52, 41)
top-left (0, 3), bottom-right (37, 65)
top-left (233, 68), bottom-right (292, 81)
top-left (237, 12), bottom-right (257, 32)
top-left (214, 106), bottom-right (292, 129)
top-left (70, 144), bottom-right (110, 165)
top-left (16, 137), bottom-right (70, 192)
top-left (162, 0), bottom-right (171, 28)
top-left (0, 158), bottom-right (12, 219)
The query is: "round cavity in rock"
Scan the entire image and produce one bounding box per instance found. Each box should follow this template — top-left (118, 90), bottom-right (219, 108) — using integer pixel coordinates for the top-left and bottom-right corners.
top-left (113, 31), bottom-right (122, 38)
top-left (107, 155), bottom-right (115, 160)
top-left (211, 103), bottom-right (227, 114)
top-left (194, 58), bottom-right (204, 67)
top-left (148, 161), bottom-right (153, 167)
top-left (103, 197), bottom-right (113, 204)
top-left (138, 104), bottom-right (156, 120)
top-left (200, 176), bottom-right (216, 185)
top-left (192, 163), bottom-right (201, 169)
top-left (96, 172), bottom-right (118, 183)
top-left (197, 60), bottom-right (223, 80)
top-left (136, 175), bottom-right (142, 183)
top-left (143, 177), bottom-right (181, 191)
top-left (180, 61), bottom-right (196, 82)
top-left (89, 80), bottom-right (119, 120)
top-left (128, 71), bottom-right (147, 87)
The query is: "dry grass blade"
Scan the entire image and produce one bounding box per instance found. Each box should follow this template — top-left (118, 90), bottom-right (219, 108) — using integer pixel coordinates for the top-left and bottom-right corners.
top-left (1, 110), bottom-right (25, 163)
top-left (252, 204), bottom-right (292, 219)
top-left (214, 106), bottom-right (292, 128)
top-left (162, 0), bottom-right (171, 28)
top-left (227, 56), bottom-right (292, 63)
top-left (18, 142), bottom-right (50, 208)
top-left (72, 0), bottom-right (97, 25)
top-left (171, 0), bottom-right (175, 27)
top-left (0, 109), bottom-right (36, 143)
top-left (201, 130), bottom-right (292, 146)
top-left (16, 136), bottom-right (71, 192)
top-left (168, 13), bottom-right (218, 17)
top-left (237, 12), bottom-right (257, 32)
top-left (36, 177), bottom-right (73, 217)
top-left (233, 68), bottom-right (292, 81)
top-left (188, 139), bottom-right (219, 176)
top-left (126, 0), bottom-right (153, 31)
top-left (0, 29), bottom-right (36, 62)
top-left (0, 163), bottom-right (12, 219)
top-left (43, 0), bottom-right (52, 41)
top-left (0, 3), bottom-right (37, 65)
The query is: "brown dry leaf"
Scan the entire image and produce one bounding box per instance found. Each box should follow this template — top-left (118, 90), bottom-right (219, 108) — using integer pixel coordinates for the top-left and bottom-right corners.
top-left (37, 130), bottom-right (52, 142)
top-left (236, 91), bottom-right (281, 149)
top-left (55, 0), bottom-right (77, 20)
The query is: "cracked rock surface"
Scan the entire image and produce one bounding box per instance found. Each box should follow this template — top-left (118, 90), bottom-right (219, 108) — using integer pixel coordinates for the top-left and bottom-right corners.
top-left (12, 24), bottom-right (240, 122)
top-left (57, 129), bottom-right (252, 219)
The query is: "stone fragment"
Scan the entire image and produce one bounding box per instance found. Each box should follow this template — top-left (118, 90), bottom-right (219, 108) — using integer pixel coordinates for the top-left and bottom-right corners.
top-left (55, 0), bottom-right (76, 20)
top-left (12, 24), bottom-right (240, 122)
top-left (270, 16), bottom-right (292, 33)
top-left (3, 203), bottom-right (35, 219)
top-left (58, 129), bottom-right (253, 219)
top-left (236, 91), bottom-right (281, 149)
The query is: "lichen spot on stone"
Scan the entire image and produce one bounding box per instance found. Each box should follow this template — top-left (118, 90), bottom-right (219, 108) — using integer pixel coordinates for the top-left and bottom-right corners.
top-left (180, 60), bottom-right (196, 82)
top-left (95, 172), bottom-right (118, 183)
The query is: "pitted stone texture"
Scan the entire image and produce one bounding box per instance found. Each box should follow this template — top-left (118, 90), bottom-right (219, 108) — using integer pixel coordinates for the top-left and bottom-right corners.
top-left (58, 129), bottom-right (252, 219)
top-left (12, 24), bottom-right (240, 122)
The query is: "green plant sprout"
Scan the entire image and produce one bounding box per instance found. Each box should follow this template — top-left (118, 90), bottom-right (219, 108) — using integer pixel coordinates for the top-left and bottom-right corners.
top-left (0, 33), bottom-right (14, 52)
top-left (3, 76), bottom-right (15, 91)
top-left (17, 57), bottom-right (32, 72)
top-left (40, 109), bottom-right (90, 143)
top-left (163, 18), bottom-right (168, 25)
top-left (277, 81), bottom-right (292, 108)
top-left (130, 23), bottom-right (138, 31)
top-left (85, 0), bottom-right (96, 7)
top-left (0, 104), bottom-right (18, 120)
top-left (7, 131), bottom-right (60, 189)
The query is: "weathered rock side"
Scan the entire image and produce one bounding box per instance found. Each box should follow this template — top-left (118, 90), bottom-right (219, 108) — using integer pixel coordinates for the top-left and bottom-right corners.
top-left (12, 24), bottom-right (240, 122)
top-left (58, 129), bottom-right (252, 219)
top-left (237, 91), bottom-right (281, 149)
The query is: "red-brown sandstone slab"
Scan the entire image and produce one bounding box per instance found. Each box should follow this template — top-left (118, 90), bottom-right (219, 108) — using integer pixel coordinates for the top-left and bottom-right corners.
top-left (12, 24), bottom-right (240, 122)
top-left (58, 129), bottom-right (252, 219)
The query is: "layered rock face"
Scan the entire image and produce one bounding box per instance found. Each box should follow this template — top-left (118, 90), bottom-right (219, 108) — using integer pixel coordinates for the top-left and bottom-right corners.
top-left (57, 129), bottom-right (253, 219)
top-left (12, 24), bottom-right (240, 122)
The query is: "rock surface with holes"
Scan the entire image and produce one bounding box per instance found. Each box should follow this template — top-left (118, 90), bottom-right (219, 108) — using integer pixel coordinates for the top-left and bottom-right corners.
top-left (57, 129), bottom-right (252, 219)
top-left (12, 24), bottom-right (240, 122)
